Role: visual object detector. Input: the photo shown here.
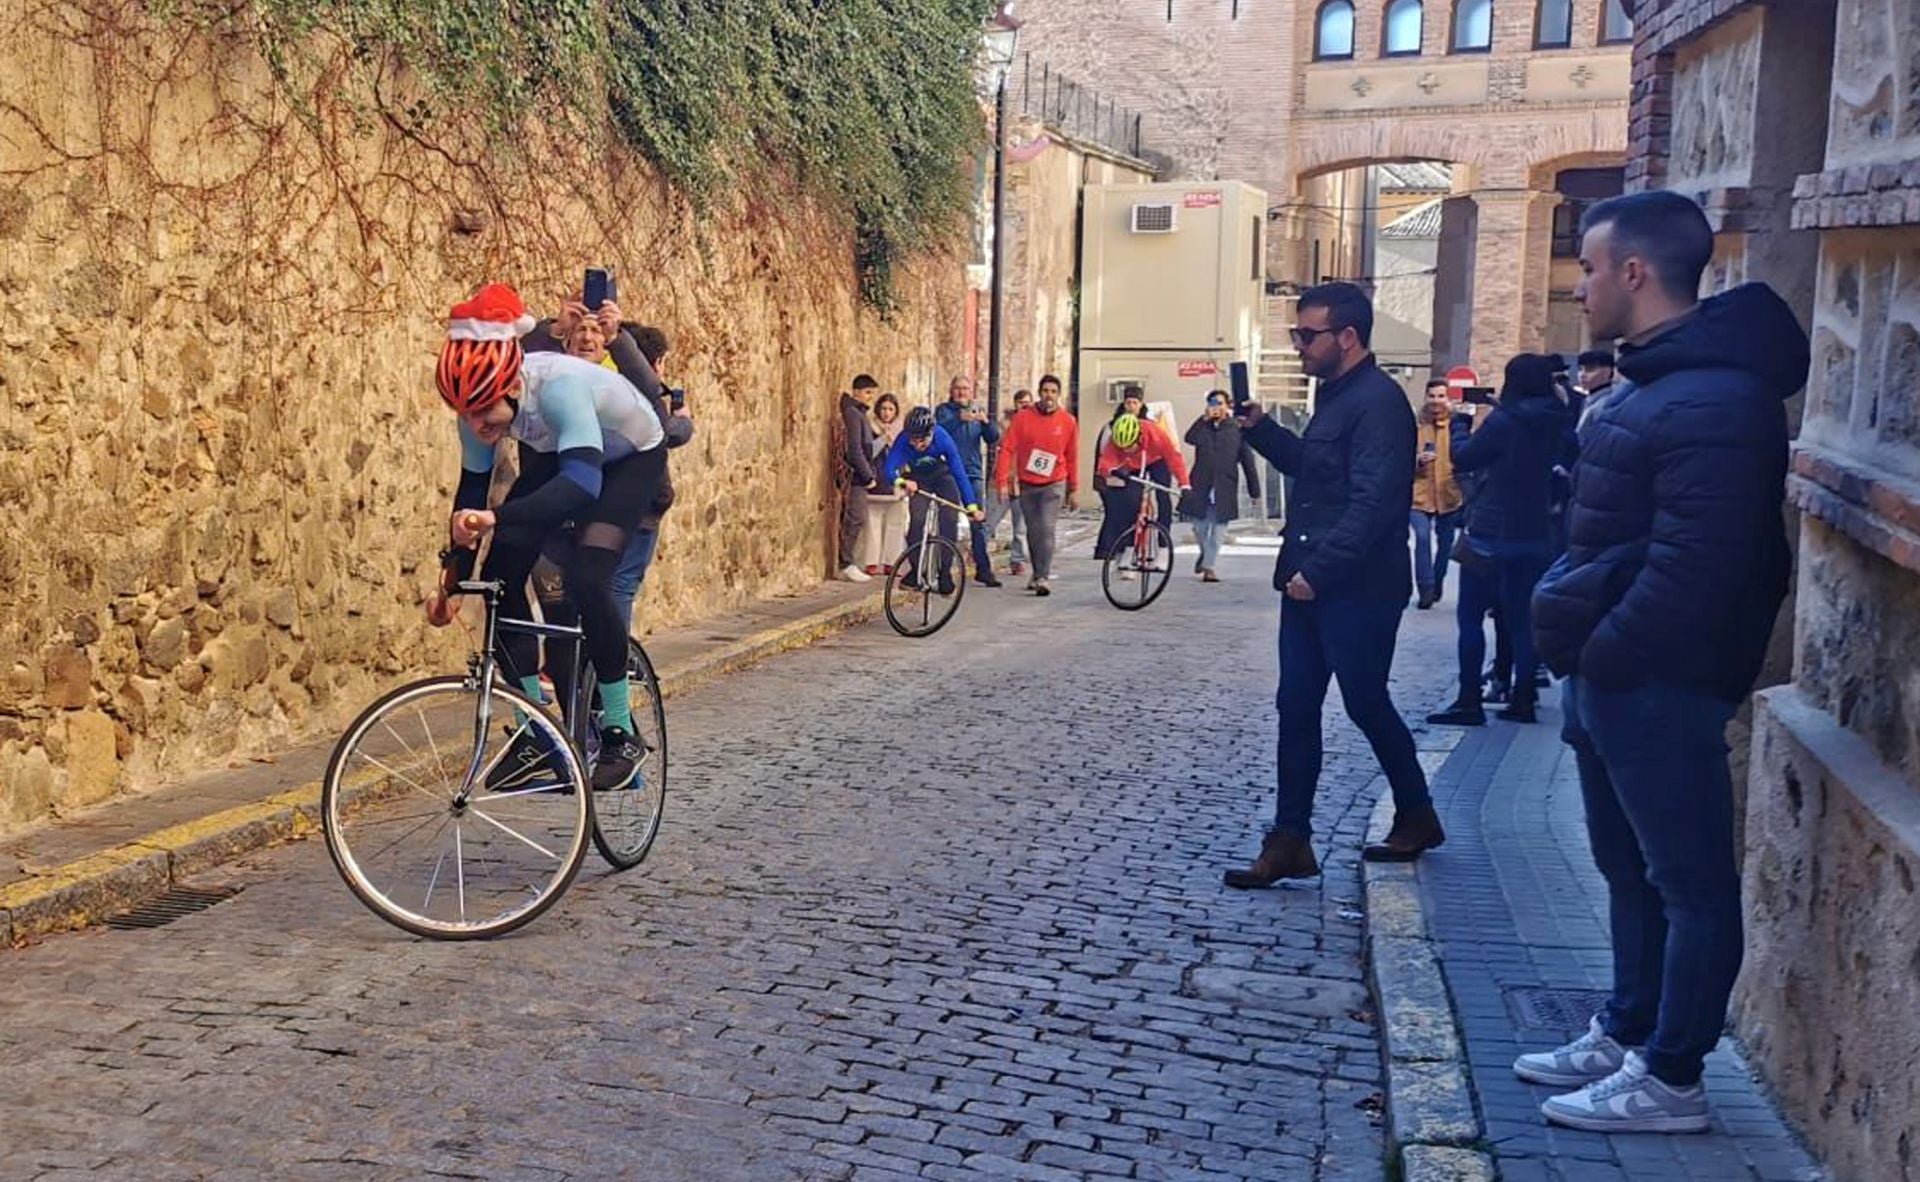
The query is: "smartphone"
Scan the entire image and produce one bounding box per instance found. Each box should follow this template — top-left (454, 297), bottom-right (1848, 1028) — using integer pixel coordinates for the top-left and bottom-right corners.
top-left (1463, 386), bottom-right (1498, 406)
top-left (669, 388), bottom-right (687, 412)
top-left (583, 266), bottom-right (616, 311)
top-left (1423, 441), bottom-right (1437, 455)
top-left (1229, 360), bottom-right (1251, 411)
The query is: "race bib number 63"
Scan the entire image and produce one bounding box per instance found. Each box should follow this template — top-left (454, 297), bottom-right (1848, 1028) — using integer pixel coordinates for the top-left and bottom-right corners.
top-left (1024, 450), bottom-right (1059, 478)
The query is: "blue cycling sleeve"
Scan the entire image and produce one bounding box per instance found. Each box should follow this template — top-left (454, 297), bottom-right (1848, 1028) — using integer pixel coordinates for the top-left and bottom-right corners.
top-left (938, 431), bottom-right (978, 506)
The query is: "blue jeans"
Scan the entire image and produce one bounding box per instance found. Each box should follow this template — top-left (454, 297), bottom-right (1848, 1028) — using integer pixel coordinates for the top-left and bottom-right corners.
top-left (609, 525), bottom-right (660, 630)
top-left (1409, 510), bottom-right (1460, 596)
top-left (1193, 508), bottom-right (1229, 572)
top-left (1454, 544), bottom-right (1548, 703)
top-left (1274, 597), bottom-right (1432, 839)
top-left (1563, 676), bottom-right (1742, 1088)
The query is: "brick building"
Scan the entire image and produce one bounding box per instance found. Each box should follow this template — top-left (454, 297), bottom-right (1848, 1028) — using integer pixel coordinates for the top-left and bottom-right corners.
top-left (1625, 2), bottom-right (1920, 1178)
top-left (1011, 0), bottom-right (1633, 377)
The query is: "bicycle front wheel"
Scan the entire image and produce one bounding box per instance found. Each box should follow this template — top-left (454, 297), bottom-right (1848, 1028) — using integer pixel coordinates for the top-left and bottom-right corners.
top-left (585, 639), bottom-right (669, 871)
top-left (323, 676), bottom-right (592, 940)
top-left (1102, 522), bottom-right (1175, 610)
top-left (884, 537), bottom-right (968, 637)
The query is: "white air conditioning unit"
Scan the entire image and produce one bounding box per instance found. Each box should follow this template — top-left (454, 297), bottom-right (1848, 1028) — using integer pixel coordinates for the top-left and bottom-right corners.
top-left (1130, 203), bottom-right (1178, 234)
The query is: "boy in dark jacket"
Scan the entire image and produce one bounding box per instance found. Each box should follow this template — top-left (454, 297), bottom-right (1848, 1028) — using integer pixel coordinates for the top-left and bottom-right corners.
top-left (1222, 283), bottom-right (1440, 888)
top-left (835, 376), bottom-right (883, 581)
top-left (1517, 192), bottom-right (1807, 1135)
top-left (1428, 354), bottom-right (1574, 726)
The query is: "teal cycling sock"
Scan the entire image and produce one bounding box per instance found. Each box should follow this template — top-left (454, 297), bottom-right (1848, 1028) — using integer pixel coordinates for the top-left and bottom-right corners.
top-left (598, 678), bottom-right (633, 734)
top-left (513, 675), bottom-right (544, 729)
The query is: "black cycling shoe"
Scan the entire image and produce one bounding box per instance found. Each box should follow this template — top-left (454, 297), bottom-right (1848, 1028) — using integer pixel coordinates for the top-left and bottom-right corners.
top-left (485, 727), bottom-right (565, 794)
top-left (937, 577), bottom-right (957, 596)
top-left (593, 727), bottom-right (644, 791)
top-left (976, 572), bottom-right (1002, 588)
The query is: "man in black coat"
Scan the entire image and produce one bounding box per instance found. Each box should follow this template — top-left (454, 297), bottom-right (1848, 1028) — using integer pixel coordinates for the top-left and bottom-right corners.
top-left (1518, 191), bottom-right (1808, 1134)
top-left (1224, 282), bottom-right (1441, 888)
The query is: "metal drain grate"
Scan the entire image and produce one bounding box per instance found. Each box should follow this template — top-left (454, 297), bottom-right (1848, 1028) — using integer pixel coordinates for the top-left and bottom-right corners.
top-left (1507, 987), bottom-right (1613, 1031)
top-left (105, 885), bottom-right (242, 930)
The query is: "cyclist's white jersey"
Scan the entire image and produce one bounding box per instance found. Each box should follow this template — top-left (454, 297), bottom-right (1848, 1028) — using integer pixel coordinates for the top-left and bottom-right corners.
top-left (459, 352), bottom-right (664, 473)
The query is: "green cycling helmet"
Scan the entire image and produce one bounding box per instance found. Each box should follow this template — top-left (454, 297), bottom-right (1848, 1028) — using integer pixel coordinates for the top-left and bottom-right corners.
top-left (1111, 412), bottom-right (1143, 450)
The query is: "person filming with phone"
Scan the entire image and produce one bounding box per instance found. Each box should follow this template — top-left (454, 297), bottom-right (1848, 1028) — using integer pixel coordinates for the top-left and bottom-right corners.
top-left (1222, 282), bottom-right (1440, 889)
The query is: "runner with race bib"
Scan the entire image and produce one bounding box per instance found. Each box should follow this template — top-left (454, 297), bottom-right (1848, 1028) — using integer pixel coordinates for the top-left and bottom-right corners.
top-left (993, 374), bottom-right (1080, 597)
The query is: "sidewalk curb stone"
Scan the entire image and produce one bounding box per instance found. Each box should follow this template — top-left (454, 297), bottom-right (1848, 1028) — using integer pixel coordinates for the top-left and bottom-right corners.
top-left (1361, 729), bottom-right (1496, 1179)
top-left (0, 585), bottom-right (889, 947)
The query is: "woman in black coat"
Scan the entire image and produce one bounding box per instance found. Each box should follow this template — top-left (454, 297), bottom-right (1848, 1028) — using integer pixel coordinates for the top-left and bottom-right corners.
top-left (1181, 390), bottom-right (1262, 581)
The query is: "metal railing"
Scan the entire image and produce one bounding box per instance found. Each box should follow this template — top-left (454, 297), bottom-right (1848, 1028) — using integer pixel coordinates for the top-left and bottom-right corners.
top-left (1008, 53), bottom-right (1146, 161)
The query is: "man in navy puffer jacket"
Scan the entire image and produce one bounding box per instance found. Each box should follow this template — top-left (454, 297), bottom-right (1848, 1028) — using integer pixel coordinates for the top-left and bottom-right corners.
top-left (1517, 192), bottom-right (1808, 1135)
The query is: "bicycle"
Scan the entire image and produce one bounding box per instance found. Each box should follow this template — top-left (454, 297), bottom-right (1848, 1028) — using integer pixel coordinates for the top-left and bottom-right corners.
top-left (321, 579), bottom-right (667, 939)
top-left (1101, 472), bottom-right (1180, 611)
top-left (883, 486), bottom-right (971, 637)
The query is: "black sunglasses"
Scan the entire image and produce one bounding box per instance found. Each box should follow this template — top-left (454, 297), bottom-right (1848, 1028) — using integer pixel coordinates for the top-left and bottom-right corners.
top-left (1289, 325), bottom-right (1342, 347)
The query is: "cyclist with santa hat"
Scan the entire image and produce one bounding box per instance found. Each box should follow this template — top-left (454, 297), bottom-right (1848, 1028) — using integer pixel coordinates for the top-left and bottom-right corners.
top-left (427, 282), bottom-right (665, 792)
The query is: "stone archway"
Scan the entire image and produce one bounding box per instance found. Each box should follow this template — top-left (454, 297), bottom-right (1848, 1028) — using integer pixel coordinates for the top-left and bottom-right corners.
top-left (1288, 108), bottom-right (1628, 374)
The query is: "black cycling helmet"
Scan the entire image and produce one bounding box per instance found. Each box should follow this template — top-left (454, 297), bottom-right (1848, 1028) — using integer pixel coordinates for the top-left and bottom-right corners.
top-left (906, 405), bottom-right (936, 440)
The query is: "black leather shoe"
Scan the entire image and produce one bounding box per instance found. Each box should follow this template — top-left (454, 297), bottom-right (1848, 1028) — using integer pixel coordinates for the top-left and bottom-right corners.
top-left (1426, 700), bottom-right (1487, 727)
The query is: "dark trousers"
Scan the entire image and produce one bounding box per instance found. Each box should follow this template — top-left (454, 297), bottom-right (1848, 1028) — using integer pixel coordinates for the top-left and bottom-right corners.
top-left (962, 473), bottom-right (993, 577)
top-left (1563, 676), bottom-right (1741, 1088)
top-left (1455, 547), bottom-right (1549, 704)
top-left (838, 482), bottom-right (869, 568)
top-left (905, 473), bottom-right (961, 582)
top-left (1095, 486), bottom-right (1125, 557)
top-left (1273, 596), bottom-right (1432, 839)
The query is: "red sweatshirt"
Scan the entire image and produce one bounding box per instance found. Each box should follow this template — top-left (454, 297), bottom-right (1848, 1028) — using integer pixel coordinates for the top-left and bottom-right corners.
top-left (1096, 420), bottom-right (1191, 485)
top-left (995, 407), bottom-right (1080, 489)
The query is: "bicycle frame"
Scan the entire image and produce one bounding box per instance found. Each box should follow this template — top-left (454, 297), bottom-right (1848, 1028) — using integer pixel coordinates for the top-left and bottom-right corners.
top-left (906, 486), bottom-right (968, 568)
top-left (1125, 473), bottom-right (1181, 548)
top-left (450, 580), bottom-right (587, 808)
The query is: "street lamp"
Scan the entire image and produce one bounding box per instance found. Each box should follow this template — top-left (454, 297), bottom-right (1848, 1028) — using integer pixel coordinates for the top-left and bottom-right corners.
top-left (983, 1), bottom-right (1021, 431)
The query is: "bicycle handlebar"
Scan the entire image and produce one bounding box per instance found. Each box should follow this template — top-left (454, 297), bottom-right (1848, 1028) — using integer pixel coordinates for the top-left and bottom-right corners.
top-left (452, 580), bottom-right (505, 598)
top-left (1124, 473), bottom-right (1183, 496)
top-left (904, 486), bottom-right (972, 513)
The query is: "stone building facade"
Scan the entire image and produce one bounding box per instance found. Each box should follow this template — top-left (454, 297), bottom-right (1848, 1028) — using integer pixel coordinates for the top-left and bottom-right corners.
top-left (0, 14), bottom-right (966, 829)
top-left (1627, 2), bottom-right (1920, 1178)
top-left (1012, 0), bottom-right (1632, 376)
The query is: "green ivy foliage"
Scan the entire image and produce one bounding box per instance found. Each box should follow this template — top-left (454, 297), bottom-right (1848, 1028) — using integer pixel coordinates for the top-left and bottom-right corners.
top-left (160, 0), bottom-right (995, 312)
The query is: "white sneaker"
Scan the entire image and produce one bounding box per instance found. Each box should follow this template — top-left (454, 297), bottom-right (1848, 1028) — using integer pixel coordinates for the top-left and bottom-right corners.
top-left (1514, 1015), bottom-right (1634, 1087)
top-left (1540, 1050), bottom-right (1710, 1134)
top-left (838, 564), bottom-right (871, 583)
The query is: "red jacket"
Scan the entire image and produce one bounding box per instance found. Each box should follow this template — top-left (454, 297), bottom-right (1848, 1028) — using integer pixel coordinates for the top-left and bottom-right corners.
top-left (995, 407), bottom-right (1080, 489)
top-left (1097, 420), bottom-right (1190, 485)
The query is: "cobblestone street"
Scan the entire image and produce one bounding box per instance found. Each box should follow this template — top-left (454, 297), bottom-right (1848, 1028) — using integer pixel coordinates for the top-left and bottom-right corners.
top-left (0, 536), bottom-right (1461, 1182)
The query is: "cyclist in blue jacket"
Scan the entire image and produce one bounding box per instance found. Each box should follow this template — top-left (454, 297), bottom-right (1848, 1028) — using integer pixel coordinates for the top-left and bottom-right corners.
top-left (884, 406), bottom-right (985, 594)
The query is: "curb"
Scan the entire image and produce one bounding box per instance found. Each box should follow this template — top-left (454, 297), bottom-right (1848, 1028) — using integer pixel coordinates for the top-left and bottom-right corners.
top-left (1362, 756), bottom-right (1496, 1180)
top-left (0, 586), bottom-right (889, 948)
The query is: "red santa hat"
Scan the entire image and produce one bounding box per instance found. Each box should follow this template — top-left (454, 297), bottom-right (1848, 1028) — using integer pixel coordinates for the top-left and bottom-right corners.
top-left (447, 282), bottom-right (537, 342)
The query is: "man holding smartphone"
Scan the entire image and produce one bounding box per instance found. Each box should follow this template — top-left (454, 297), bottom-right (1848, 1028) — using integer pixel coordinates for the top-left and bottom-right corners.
top-left (1223, 282), bottom-right (1440, 888)
top-left (934, 374), bottom-right (1003, 586)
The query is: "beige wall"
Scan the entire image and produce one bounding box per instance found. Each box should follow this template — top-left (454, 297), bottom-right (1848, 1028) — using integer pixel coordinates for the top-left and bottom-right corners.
top-left (0, 16), bottom-right (965, 828)
top-left (998, 119), bottom-right (1155, 396)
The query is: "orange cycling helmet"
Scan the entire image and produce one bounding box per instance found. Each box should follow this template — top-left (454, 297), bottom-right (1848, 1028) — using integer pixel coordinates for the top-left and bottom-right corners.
top-left (436, 283), bottom-right (536, 413)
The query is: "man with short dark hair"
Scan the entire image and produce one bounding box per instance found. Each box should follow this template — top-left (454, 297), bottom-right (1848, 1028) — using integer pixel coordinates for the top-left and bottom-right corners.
top-left (995, 373), bottom-right (1078, 596)
top-left (1224, 282), bottom-right (1440, 887)
top-left (1520, 190), bottom-right (1808, 1134)
top-left (1575, 347), bottom-right (1618, 422)
top-left (835, 375), bottom-right (883, 582)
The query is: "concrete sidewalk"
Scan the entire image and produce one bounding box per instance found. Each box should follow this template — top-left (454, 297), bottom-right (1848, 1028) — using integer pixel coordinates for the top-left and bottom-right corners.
top-left (1365, 700), bottom-right (1827, 1181)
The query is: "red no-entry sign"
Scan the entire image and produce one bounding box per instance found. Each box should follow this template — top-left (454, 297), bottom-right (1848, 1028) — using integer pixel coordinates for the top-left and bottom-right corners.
top-left (1445, 366), bottom-right (1478, 399)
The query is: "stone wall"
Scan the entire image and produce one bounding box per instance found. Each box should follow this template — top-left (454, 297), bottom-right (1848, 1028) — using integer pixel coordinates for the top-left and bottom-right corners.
top-left (997, 117), bottom-right (1155, 400)
top-left (0, 11), bottom-right (965, 829)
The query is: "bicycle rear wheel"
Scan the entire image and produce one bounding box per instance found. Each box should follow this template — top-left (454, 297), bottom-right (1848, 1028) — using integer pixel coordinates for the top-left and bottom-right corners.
top-left (884, 537), bottom-right (968, 637)
top-left (1102, 522), bottom-right (1175, 610)
top-left (322, 676), bottom-right (591, 940)
top-left (583, 639), bottom-right (669, 871)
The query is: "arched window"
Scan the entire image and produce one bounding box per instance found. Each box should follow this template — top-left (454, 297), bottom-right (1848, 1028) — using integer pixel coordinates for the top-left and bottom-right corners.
top-left (1384, 0), bottom-right (1424, 55)
top-left (1316, 0), bottom-right (1356, 60)
top-left (1452, 0), bottom-right (1493, 52)
top-left (1601, 0), bottom-right (1634, 44)
top-left (1536, 0), bottom-right (1573, 47)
